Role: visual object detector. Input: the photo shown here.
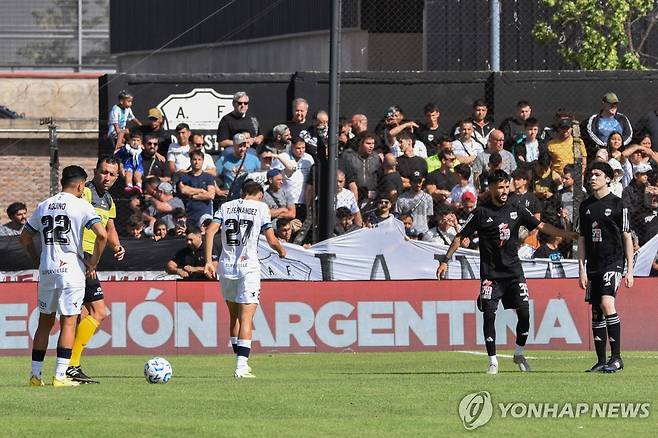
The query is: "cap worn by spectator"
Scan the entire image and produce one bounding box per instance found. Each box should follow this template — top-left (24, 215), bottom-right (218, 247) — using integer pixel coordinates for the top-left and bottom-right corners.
top-left (198, 214), bottom-right (213, 229)
top-left (158, 182), bottom-right (174, 194)
top-left (233, 133), bottom-right (248, 145)
top-left (462, 191), bottom-right (477, 204)
top-left (634, 162), bottom-right (652, 175)
top-left (557, 117), bottom-right (572, 128)
top-left (385, 106), bottom-right (398, 118)
top-left (266, 168), bottom-right (282, 179)
top-left (409, 170), bottom-right (423, 184)
top-left (602, 92), bottom-right (620, 104)
top-left (148, 108), bottom-right (164, 120)
top-left (406, 227), bottom-right (420, 238)
top-left (608, 158), bottom-right (623, 174)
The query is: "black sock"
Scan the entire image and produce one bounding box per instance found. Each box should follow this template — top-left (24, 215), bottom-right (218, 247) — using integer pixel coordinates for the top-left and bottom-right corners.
top-left (31, 349), bottom-right (46, 362)
top-left (592, 306), bottom-right (607, 363)
top-left (483, 309), bottom-right (496, 356)
top-left (232, 343), bottom-right (238, 354)
top-left (606, 313), bottom-right (621, 358)
top-left (515, 306), bottom-right (530, 347)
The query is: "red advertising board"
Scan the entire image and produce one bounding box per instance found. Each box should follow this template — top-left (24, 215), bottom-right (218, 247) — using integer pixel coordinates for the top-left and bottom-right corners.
top-left (0, 279), bottom-right (656, 355)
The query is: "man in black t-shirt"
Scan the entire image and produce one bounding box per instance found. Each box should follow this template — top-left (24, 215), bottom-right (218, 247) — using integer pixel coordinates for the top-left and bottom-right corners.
top-left (438, 170), bottom-right (577, 374)
top-left (216, 92), bottom-right (263, 149)
top-left (578, 162), bottom-right (634, 373)
top-left (165, 230), bottom-right (218, 280)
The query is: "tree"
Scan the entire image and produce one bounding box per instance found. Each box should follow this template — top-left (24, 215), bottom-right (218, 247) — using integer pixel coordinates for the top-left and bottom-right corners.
top-left (16, 0), bottom-right (111, 67)
top-left (533, 0), bottom-right (658, 70)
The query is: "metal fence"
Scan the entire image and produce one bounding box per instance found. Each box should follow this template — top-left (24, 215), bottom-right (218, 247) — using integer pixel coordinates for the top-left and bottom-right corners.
top-left (0, 0), bottom-right (113, 70)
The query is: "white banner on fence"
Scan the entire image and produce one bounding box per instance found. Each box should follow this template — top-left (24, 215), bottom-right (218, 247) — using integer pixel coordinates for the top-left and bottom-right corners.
top-left (2, 220), bottom-right (655, 282)
top-left (257, 219), bottom-right (658, 281)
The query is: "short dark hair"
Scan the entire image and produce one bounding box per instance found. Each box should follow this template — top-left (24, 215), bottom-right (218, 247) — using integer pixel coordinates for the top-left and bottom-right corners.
top-left (517, 100), bottom-right (531, 108)
top-left (129, 131), bottom-right (142, 139)
top-left (439, 149), bottom-right (455, 160)
top-left (336, 207), bottom-right (352, 219)
top-left (423, 103), bottom-right (439, 114)
top-left (241, 179), bottom-right (264, 196)
top-left (488, 151), bottom-right (502, 167)
top-left (175, 123), bottom-right (190, 132)
top-left (454, 163), bottom-right (471, 180)
top-left (118, 90), bottom-right (132, 100)
top-left (96, 155), bottom-right (118, 170)
top-left (6, 202), bottom-right (26, 217)
top-left (473, 99), bottom-right (487, 109)
top-left (359, 132), bottom-right (377, 145)
top-left (524, 117), bottom-right (539, 128)
top-left (144, 134), bottom-right (158, 144)
top-left (511, 168), bottom-right (530, 180)
top-left (291, 137), bottom-right (306, 146)
top-left (276, 218), bottom-right (292, 229)
top-left (61, 165), bottom-right (88, 188)
top-left (487, 169), bottom-right (510, 186)
top-left (189, 149), bottom-right (204, 159)
top-left (562, 164), bottom-right (576, 177)
top-left (143, 175), bottom-right (161, 188)
top-left (397, 131), bottom-right (414, 142)
top-left (459, 118), bottom-right (473, 128)
top-left (172, 208), bottom-right (187, 220)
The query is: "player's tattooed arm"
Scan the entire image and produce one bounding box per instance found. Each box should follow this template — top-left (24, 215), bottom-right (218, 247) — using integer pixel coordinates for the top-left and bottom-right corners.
top-left (436, 235), bottom-right (462, 280)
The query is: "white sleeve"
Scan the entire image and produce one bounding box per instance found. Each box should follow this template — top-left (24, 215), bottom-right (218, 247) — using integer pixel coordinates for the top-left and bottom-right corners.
top-left (212, 205), bottom-right (224, 225)
top-left (25, 206), bottom-right (42, 233)
top-left (108, 106), bottom-right (120, 124)
top-left (126, 108), bottom-right (135, 122)
top-left (260, 204), bottom-right (272, 231)
top-left (84, 203), bottom-right (101, 229)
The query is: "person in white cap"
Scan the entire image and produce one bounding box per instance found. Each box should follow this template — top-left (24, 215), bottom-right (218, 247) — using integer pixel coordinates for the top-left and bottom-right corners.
top-left (622, 162), bottom-right (652, 209)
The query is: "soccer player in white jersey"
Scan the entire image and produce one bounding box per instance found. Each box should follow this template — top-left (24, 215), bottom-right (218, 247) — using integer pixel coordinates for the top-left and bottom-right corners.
top-left (204, 180), bottom-right (286, 378)
top-left (20, 166), bottom-right (108, 387)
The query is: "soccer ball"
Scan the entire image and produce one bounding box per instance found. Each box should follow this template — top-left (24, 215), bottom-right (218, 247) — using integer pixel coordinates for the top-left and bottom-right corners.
top-left (144, 357), bottom-right (173, 384)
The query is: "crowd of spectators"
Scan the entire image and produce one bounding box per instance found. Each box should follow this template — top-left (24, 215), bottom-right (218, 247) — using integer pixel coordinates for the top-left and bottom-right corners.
top-left (4, 90), bottom-right (658, 276)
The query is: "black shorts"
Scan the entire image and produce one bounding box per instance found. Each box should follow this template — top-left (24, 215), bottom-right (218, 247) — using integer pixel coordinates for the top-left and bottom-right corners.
top-left (586, 271), bottom-right (622, 305)
top-left (477, 277), bottom-right (529, 312)
top-left (84, 275), bottom-right (104, 303)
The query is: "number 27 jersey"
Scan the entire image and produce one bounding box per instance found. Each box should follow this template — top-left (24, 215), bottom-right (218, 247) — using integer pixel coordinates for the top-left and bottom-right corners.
top-left (213, 198), bottom-right (272, 279)
top-left (25, 192), bottom-right (101, 289)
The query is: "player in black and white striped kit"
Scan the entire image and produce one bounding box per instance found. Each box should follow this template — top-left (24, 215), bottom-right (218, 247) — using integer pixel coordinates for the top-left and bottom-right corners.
top-left (578, 161), bottom-right (634, 373)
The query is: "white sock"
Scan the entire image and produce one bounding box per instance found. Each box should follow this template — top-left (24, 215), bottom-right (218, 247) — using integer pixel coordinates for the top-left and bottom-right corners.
top-left (55, 357), bottom-right (70, 380)
top-left (488, 355), bottom-right (498, 366)
top-left (514, 345), bottom-right (524, 356)
top-left (31, 360), bottom-right (44, 379)
top-left (237, 355), bottom-right (248, 369)
top-left (236, 339), bottom-right (252, 369)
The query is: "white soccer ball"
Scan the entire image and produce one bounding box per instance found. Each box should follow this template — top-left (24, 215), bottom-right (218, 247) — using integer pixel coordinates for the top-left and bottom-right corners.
top-left (144, 357), bottom-right (173, 384)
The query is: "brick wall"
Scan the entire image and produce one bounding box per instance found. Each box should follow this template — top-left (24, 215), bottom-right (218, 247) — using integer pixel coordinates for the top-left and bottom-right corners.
top-left (0, 138), bottom-right (98, 221)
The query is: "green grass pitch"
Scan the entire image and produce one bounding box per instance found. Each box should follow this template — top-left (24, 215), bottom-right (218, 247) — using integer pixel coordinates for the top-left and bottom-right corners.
top-left (2, 351), bottom-right (657, 437)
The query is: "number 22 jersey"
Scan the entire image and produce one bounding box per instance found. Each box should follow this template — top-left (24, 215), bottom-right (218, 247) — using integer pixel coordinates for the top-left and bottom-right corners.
top-left (25, 192), bottom-right (100, 289)
top-left (213, 198), bottom-right (272, 279)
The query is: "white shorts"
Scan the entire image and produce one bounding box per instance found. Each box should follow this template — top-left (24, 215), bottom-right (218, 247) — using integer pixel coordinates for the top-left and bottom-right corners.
top-left (38, 286), bottom-right (84, 316)
top-left (220, 272), bottom-right (261, 304)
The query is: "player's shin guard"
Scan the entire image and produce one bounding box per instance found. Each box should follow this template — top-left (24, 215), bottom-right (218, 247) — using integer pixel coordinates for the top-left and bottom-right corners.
top-left (592, 306), bottom-right (607, 363)
top-left (55, 347), bottom-right (72, 380)
top-left (69, 315), bottom-right (100, 367)
top-left (236, 339), bottom-right (252, 369)
top-left (483, 309), bottom-right (497, 356)
top-left (605, 313), bottom-right (621, 358)
top-left (515, 306), bottom-right (530, 347)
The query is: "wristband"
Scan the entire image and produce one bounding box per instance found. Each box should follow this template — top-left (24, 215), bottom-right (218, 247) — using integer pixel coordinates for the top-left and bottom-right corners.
top-left (440, 255), bottom-right (451, 264)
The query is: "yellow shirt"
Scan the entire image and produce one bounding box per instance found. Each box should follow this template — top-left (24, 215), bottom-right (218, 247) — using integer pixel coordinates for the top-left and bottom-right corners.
top-left (547, 137), bottom-right (586, 176)
top-left (82, 182), bottom-right (115, 254)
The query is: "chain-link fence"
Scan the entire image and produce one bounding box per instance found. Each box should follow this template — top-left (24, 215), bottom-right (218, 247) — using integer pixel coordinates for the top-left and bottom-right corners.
top-left (0, 0), bottom-right (112, 70)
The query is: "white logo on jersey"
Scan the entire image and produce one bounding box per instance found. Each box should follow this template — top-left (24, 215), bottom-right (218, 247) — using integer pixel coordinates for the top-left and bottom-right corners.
top-left (585, 209), bottom-right (591, 215)
top-left (604, 208), bottom-right (612, 216)
top-left (498, 223), bottom-right (511, 243)
top-left (510, 212), bottom-right (518, 220)
top-left (486, 217), bottom-right (494, 223)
